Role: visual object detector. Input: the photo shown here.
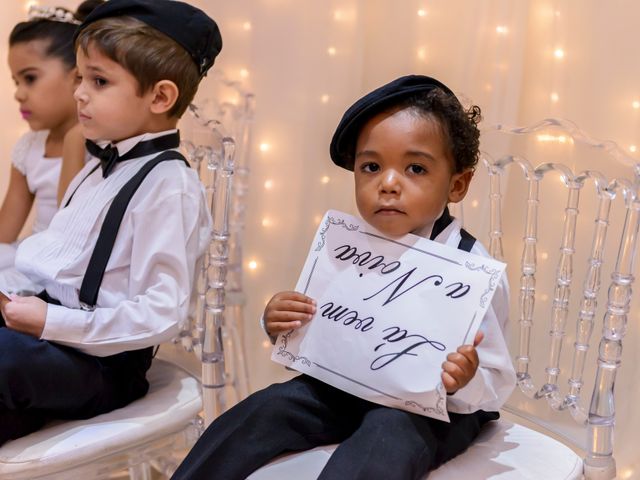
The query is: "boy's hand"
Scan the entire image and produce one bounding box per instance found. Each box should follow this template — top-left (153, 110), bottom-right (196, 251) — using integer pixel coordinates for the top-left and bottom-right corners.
top-left (441, 331), bottom-right (484, 395)
top-left (1, 295), bottom-right (48, 338)
top-left (264, 291), bottom-right (316, 336)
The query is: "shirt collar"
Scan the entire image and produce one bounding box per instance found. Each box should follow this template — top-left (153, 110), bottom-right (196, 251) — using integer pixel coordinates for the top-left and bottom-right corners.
top-left (93, 129), bottom-right (179, 158)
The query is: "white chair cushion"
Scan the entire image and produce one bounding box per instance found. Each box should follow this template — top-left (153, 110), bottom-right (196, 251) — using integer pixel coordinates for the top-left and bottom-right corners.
top-left (248, 419), bottom-right (583, 480)
top-left (0, 359), bottom-right (201, 479)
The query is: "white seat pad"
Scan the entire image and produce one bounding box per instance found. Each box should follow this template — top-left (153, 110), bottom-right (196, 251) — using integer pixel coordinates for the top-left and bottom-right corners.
top-left (248, 419), bottom-right (583, 480)
top-left (0, 359), bottom-right (201, 479)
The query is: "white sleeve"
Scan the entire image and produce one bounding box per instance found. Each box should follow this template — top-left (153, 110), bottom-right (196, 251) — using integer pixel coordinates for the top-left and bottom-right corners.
top-left (446, 272), bottom-right (516, 414)
top-left (41, 187), bottom-right (211, 356)
top-left (11, 131), bottom-right (37, 177)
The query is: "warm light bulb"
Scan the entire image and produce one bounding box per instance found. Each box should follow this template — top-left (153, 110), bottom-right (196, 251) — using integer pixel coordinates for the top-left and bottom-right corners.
top-left (327, 47), bottom-right (337, 56)
top-left (259, 142), bottom-right (271, 152)
top-left (633, 100), bottom-right (640, 109)
top-left (242, 21), bottom-right (252, 31)
top-left (321, 176), bottom-right (330, 184)
top-left (333, 9), bottom-right (343, 21)
top-left (314, 215), bottom-right (322, 225)
top-left (550, 92), bottom-right (559, 103)
top-left (417, 9), bottom-right (427, 17)
top-left (541, 252), bottom-right (549, 260)
top-left (417, 47), bottom-right (427, 61)
top-left (321, 94), bottom-right (330, 104)
top-left (554, 48), bottom-right (565, 59)
top-left (25, 0), bottom-right (39, 11)
top-left (262, 217), bottom-right (273, 227)
top-left (262, 340), bottom-right (271, 349)
top-left (496, 25), bottom-right (508, 35)
top-left (239, 68), bottom-right (249, 78)
top-left (630, 145), bottom-right (637, 153)
top-left (264, 179), bottom-right (274, 190)
top-left (248, 260), bottom-right (258, 270)
top-left (471, 200), bottom-right (479, 208)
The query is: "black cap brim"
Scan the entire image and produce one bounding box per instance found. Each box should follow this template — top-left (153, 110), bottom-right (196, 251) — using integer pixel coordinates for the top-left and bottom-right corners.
top-left (329, 75), bottom-right (456, 170)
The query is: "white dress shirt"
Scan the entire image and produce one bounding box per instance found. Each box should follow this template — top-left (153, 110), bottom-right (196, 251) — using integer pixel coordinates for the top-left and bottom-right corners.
top-left (14, 130), bottom-right (211, 357)
top-left (432, 218), bottom-right (516, 414)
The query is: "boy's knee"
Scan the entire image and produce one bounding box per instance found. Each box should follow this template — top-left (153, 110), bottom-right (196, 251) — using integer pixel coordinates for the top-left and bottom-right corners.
top-left (0, 329), bottom-right (41, 408)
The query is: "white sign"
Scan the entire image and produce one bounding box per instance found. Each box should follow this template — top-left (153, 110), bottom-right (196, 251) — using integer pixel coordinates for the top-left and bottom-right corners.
top-left (271, 210), bottom-right (506, 422)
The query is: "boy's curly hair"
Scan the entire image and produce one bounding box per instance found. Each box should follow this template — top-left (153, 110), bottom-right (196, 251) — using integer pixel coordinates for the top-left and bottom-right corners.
top-left (398, 89), bottom-right (482, 173)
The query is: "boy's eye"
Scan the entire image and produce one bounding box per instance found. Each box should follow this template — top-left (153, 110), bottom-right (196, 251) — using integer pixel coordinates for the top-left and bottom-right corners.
top-left (407, 164), bottom-right (426, 175)
top-left (93, 77), bottom-right (107, 87)
top-left (361, 162), bottom-right (380, 173)
top-left (23, 74), bottom-right (37, 85)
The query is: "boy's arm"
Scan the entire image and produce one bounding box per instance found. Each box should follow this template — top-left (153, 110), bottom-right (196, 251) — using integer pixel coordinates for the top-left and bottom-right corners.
top-left (445, 273), bottom-right (516, 414)
top-left (41, 183), bottom-right (210, 357)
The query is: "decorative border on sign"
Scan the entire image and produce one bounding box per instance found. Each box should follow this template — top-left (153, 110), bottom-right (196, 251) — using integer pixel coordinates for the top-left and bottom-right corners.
top-left (315, 215), bottom-right (360, 251)
top-left (404, 382), bottom-right (446, 416)
top-left (464, 262), bottom-right (502, 308)
top-left (276, 330), bottom-right (311, 367)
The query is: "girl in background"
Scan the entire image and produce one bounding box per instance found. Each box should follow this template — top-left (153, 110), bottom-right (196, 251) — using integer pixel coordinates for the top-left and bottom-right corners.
top-left (0, 1), bottom-right (103, 292)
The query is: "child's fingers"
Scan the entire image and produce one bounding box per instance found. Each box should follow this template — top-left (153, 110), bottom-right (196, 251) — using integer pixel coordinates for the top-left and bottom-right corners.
top-left (473, 331), bottom-right (484, 347)
top-left (274, 299), bottom-right (317, 314)
top-left (275, 291), bottom-right (316, 305)
top-left (442, 359), bottom-right (466, 381)
top-left (268, 310), bottom-right (313, 323)
top-left (456, 344), bottom-right (479, 368)
top-left (441, 371), bottom-right (459, 393)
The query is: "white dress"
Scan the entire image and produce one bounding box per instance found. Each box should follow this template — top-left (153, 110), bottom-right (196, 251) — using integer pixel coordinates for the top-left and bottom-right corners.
top-left (0, 130), bottom-right (62, 293)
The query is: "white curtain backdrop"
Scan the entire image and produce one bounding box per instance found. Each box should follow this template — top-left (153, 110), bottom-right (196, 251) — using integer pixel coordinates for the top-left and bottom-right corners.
top-left (1, 0), bottom-right (639, 476)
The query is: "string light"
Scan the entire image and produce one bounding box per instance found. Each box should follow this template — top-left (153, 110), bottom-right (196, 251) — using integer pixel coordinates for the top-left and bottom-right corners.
top-left (259, 142), bottom-right (271, 152)
top-left (417, 47), bottom-right (427, 61)
top-left (554, 48), bottom-right (565, 59)
top-left (248, 260), bottom-right (258, 270)
top-left (262, 217), bottom-right (273, 227)
top-left (242, 21), bottom-right (252, 31)
top-left (630, 145), bottom-right (637, 153)
top-left (471, 200), bottom-right (479, 208)
top-left (24, 0), bottom-right (39, 10)
top-left (537, 134), bottom-right (571, 144)
top-left (550, 92), bottom-right (559, 103)
top-left (541, 252), bottom-right (549, 260)
top-left (333, 9), bottom-right (344, 21)
top-left (327, 46), bottom-right (337, 56)
top-left (632, 100), bottom-right (640, 109)
top-left (496, 25), bottom-right (508, 35)
top-left (314, 215), bottom-right (322, 225)
top-left (417, 9), bottom-right (427, 17)
top-left (239, 68), bottom-right (249, 79)
top-left (264, 179), bottom-right (274, 190)
top-left (262, 340), bottom-right (271, 349)
top-left (321, 94), bottom-right (330, 104)
top-left (321, 176), bottom-right (330, 184)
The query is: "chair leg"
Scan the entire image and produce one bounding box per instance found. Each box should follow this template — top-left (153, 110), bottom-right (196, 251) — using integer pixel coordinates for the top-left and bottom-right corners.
top-left (128, 462), bottom-right (153, 480)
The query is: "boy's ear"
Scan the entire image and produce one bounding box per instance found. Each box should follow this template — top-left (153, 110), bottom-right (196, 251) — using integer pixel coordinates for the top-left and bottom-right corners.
top-left (448, 168), bottom-right (474, 203)
top-left (149, 80), bottom-right (179, 115)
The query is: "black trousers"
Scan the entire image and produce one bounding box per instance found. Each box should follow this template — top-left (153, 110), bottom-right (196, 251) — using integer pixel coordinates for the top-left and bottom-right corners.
top-left (0, 292), bottom-right (153, 446)
top-left (171, 375), bottom-right (498, 480)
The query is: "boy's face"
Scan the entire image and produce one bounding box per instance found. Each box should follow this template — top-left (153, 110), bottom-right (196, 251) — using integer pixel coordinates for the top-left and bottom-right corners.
top-left (74, 44), bottom-right (156, 142)
top-left (354, 108), bottom-right (472, 238)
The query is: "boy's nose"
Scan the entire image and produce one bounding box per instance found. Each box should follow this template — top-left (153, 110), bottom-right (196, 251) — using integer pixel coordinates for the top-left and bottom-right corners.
top-left (73, 84), bottom-right (87, 103)
top-left (379, 170), bottom-right (401, 194)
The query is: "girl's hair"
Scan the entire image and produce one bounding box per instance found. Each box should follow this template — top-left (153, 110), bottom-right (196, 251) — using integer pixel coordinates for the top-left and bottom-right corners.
top-left (9, 0), bottom-right (105, 70)
top-left (398, 89), bottom-right (482, 173)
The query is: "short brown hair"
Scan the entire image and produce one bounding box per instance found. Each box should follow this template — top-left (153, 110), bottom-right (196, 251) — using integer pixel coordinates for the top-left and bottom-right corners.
top-left (75, 16), bottom-right (200, 117)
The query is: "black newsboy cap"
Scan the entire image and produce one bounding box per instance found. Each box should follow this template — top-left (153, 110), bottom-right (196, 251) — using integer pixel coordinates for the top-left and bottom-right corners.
top-left (329, 75), bottom-right (458, 170)
top-left (75, 0), bottom-right (222, 77)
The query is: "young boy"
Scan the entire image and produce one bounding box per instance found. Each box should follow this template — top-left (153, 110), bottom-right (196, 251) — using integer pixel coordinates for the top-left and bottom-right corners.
top-left (0, 0), bottom-right (222, 445)
top-left (172, 75), bottom-right (516, 480)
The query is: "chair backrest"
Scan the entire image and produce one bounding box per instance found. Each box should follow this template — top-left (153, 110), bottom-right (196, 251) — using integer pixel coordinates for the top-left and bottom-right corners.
top-left (458, 118), bottom-right (639, 480)
top-left (167, 71), bottom-right (254, 426)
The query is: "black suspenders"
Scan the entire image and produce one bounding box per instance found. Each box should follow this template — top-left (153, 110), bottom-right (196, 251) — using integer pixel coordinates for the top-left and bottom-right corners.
top-left (76, 151), bottom-right (190, 310)
top-left (430, 206), bottom-right (477, 253)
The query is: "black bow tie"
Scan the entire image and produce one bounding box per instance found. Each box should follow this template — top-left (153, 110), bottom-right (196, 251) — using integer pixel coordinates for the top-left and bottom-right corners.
top-left (85, 132), bottom-right (181, 177)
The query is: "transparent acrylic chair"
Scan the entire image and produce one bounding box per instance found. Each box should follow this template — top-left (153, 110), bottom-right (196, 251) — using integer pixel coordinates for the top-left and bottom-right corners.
top-left (249, 119), bottom-right (639, 480)
top-left (0, 107), bottom-right (238, 479)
